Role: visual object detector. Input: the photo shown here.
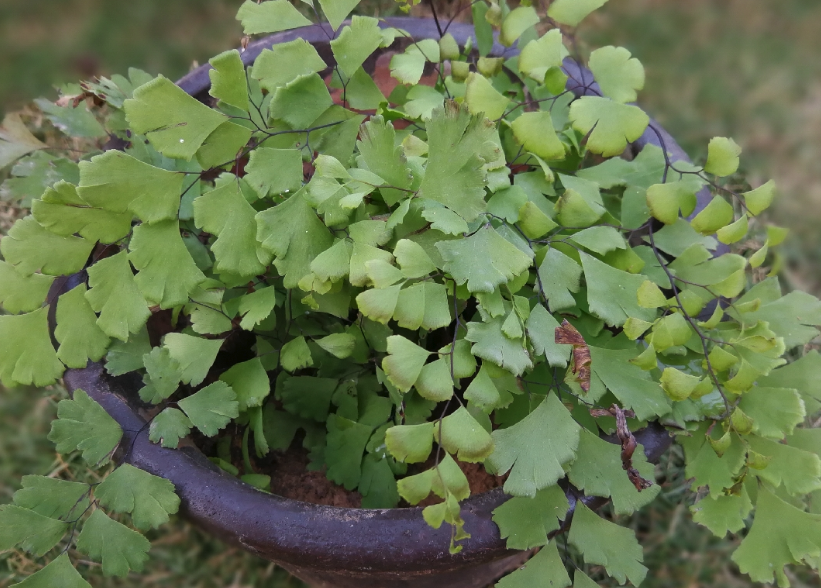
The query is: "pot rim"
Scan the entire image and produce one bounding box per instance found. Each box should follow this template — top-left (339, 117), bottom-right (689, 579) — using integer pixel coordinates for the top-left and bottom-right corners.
top-left (59, 16), bottom-right (688, 576)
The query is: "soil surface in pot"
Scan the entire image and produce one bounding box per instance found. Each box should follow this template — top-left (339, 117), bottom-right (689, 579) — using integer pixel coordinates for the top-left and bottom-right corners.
top-left (193, 426), bottom-right (505, 509)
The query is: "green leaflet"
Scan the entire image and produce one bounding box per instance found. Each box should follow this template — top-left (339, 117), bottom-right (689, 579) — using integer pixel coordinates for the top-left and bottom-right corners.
top-left (257, 189), bottom-right (334, 288)
top-left (209, 49), bottom-right (249, 112)
top-left (32, 180), bottom-right (132, 243)
top-left (86, 251), bottom-right (151, 342)
top-left (13, 476), bottom-right (90, 520)
top-left (251, 39), bottom-right (327, 93)
top-left (487, 393), bottom-right (580, 497)
top-left (0, 215), bottom-right (93, 277)
top-left (95, 464), bottom-right (180, 530)
top-left (0, 307), bottom-right (64, 387)
top-left (547, 0), bottom-right (609, 27)
top-left (55, 284), bottom-right (110, 368)
top-left (331, 16), bottom-right (382, 76)
top-left (236, 0), bottom-right (312, 34)
top-left (568, 502), bottom-right (647, 586)
top-left (492, 485), bottom-right (569, 550)
top-left (0, 505), bottom-right (67, 557)
top-left (438, 226), bottom-right (533, 294)
top-left (195, 176), bottom-right (273, 277)
top-left (569, 96), bottom-right (649, 157)
top-left (245, 148), bottom-right (304, 198)
top-left (588, 46), bottom-right (645, 103)
top-left (9, 554), bottom-right (91, 588)
top-left (163, 333), bottom-right (223, 386)
top-left (129, 220), bottom-right (206, 308)
top-left (496, 540), bottom-right (571, 588)
top-left (48, 390), bottom-right (123, 466)
top-left (419, 102), bottom-right (500, 222)
top-left (76, 509), bottom-right (150, 577)
top-left (357, 116), bottom-right (413, 207)
top-left (732, 486), bottom-right (821, 587)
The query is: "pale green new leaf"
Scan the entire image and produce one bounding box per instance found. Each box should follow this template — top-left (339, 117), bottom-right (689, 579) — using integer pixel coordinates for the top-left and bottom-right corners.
top-left (257, 190), bottom-right (334, 288)
top-left (732, 486), bottom-right (821, 587)
top-left (95, 463), bottom-right (180, 530)
top-left (547, 0), bottom-right (609, 27)
top-left (645, 180), bottom-right (698, 224)
top-left (588, 46), bottom-right (644, 103)
top-left (13, 476), bottom-right (90, 520)
top-left (495, 540), bottom-right (571, 588)
top-left (129, 220), bottom-right (206, 308)
top-left (518, 29), bottom-right (568, 82)
top-left (78, 150), bottom-right (184, 223)
top-left (465, 73), bottom-right (510, 120)
top-left (32, 180), bottom-right (132, 243)
top-left (743, 180), bottom-right (776, 215)
top-left (196, 179), bottom-right (273, 277)
top-left (434, 406), bottom-right (494, 463)
top-left (331, 16), bottom-right (382, 76)
top-left (76, 509), bottom-right (150, 577)
top-left (510, 111), bottom-right (565, 160)
top-left (357, 284), bottom-right (401, 324)
top-left (209, 50), bottom-right (249, 111)
top-left (415, 358), bottom-right (454, 402)
top-left (48, 390), bottom-right (123, 466)
top-left (691, 196), bottom-right (735, 235)
top-left (580, 252), bottom-right (656, 327)
top-left (55, 284), bottom-right (110, 368)
top-left (0, 505), bottom-right (67, 557)
top-left (704, 137), bottom-right (742, 177)
top-left (124, 75), bottom-right (227, 160)
top-left (0, 216), bottom-right (93, 277)
top-left (568, 428), bottom-right (659, 515)
top-left (85, 251), bottom-right (150, 341)
top-left (499, 6), bottom-right (540, 47)
top-left (10, 553), bottom-right (91, 588)
top-left (0, 307), bottom-right (64, 387)
top-left (281, 336), bottom-right (313, 372)
top-left (492, 485), bottom-right (569, 550)
top-left (164, 333), bottom-right (223, 386)
top-left (438, 226), bottom-right (532, 294)
top-left (149, 408), bottom-right (192, 448)
top-left (569, 96), bottom-right (649, 157)
top-left (568, 503), bottom-right (647, 586)
top-left (220, 358), bottom-right (270, 411)
top-left (487, 393), bottom-right (580, 497)
top-left (178, 381), bottom-right (239, 436)
top-left (0, 260), bottom-right (54, 313)
top-left (386, 422), bottom-right (434, 463)
top-left (251, 39), bottom-right (327, 92)
top-left (236, 0), bottom-right (312, 34)
top-left (382, 335), bottom-right (430, 392)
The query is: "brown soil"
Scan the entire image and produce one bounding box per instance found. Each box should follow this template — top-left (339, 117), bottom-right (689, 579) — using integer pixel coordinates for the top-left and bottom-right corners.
top-left (256, 442), bottom-right (504, 509)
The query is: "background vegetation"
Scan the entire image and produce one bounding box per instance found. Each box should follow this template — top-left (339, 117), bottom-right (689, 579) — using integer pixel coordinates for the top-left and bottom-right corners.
top-left (1, 0), bottom-right (819, 585)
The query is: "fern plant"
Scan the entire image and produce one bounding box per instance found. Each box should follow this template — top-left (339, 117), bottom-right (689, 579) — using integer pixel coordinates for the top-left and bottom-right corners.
top-left (1, 0), bottom-right (820, 586)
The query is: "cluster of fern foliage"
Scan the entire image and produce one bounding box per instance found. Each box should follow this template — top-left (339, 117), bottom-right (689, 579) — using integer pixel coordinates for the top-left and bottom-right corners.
top-left (1, 0), bottom-right (820, 586)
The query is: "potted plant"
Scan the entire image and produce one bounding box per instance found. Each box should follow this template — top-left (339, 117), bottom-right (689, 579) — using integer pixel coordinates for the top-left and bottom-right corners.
top-left (1, 0), bottom-right (820, 586)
